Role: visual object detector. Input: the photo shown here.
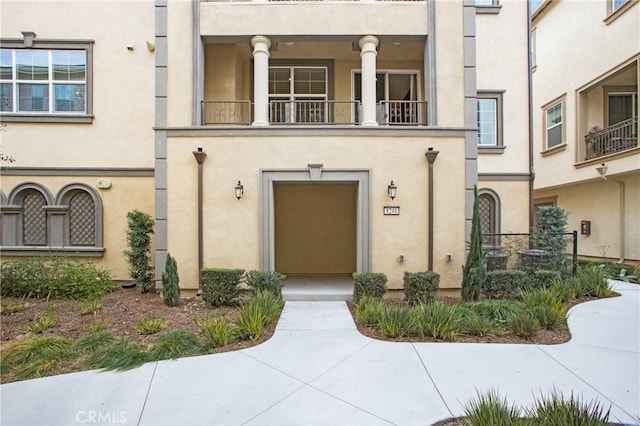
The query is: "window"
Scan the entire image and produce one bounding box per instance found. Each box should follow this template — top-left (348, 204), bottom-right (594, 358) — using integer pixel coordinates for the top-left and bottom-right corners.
top-left (478, 189), bottom-right (501, 247)
top-left (612, 0), bottom-right (630, 12)
top-left (476, 0), bottom-right (501, 14)
top-left (1, 183), bottom-right (103, 255)
top-left (608, 92), bottom-right (637, 126)
top-left (477, 92), bottom-right (504, 149)
top-left (0, 40), bottom-right (92, 122)
top-left (544, 99), bottom-right (564, 149)
top-left (269, 66), bottom-right (328, 124)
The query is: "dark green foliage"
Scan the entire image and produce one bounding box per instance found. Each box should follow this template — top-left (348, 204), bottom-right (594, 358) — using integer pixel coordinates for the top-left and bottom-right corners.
top-left (147, 330), bottom-right (201, 361)
top-left (403, 271), bottom-right (440, 305)
top-left (162, 253), bottom-right (180, 307)
top-left (251, 289), bottom-right (283, 323)
top-left (86, 337), bottom-right (147, 371)
top-left (527, 269), bottom-right (562, 290)
top-left (576, 265), bottom-right (613, 298)
top-left (529, 390), bottom-right (611, 425)
top-left (0, 258), bottom-right (115, 300)
top-left (352, 272), bottom-right (387, 304)
top-left (200, 268), bottom-right (245, 307)
top-left (532, 206), bottom-right (570, 276)
top-left (410, 302), bottom-right (463, 341)
top-left (462, 389), bottom-right (522, 426)
top-left (461, 313), bottom-right (493, 336)
top-left (1, 335), bottom-right (76, 380)
top-left (462, 299), bottom-right (525, 329)
top-left (520, 287), bottom-right (566, 316)
top-left (462, 186), bottom-right (484, 301)
top-left (483, 270), bottom-right (527, 299)
top-left (527, 305), bottom-right (564, 331)
top-left (76, 331), bottom-right (117, 353)
top-left (506, 311), bottom-right (541, 339)
top-left (245, 270), bottom-right (286, 296)
top-left (123, 210), bottom-right (155, 292)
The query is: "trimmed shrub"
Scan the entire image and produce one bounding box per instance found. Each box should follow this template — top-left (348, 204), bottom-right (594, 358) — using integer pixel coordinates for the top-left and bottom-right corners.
top-left (354, 295), bottom-right (383, 327)
top-left (200, 268), bottom-right (245, 307)
top-left (378, 304), bottom-right (411, 338)
top-left (483, 270), bottom-right (527, 299)
top-left (123, 210), bottom-right (155, 293)
top-left (162, 253), bottom-right (180, 307)
top-left (352, 272), bottom-right (387, 304)
top-left (0, 258), bottom-right (115, 300)
top-left (410, 302), bottom-right (463, 341)
top-left (245, 270), bottom-right (286, 296)
top-left (403, 271), bottom-right (440, 305)
top-left (527, 269), bottom-right (561, 290)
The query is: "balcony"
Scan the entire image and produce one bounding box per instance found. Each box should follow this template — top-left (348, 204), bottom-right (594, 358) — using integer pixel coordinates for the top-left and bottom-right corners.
top-left (584, 116), bottom-right (638, 160)
top-left (201, 100), bottom-right (428, 126)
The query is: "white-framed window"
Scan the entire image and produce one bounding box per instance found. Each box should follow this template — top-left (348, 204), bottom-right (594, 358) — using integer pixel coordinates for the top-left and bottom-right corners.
top-left (477, 92), bottom-right (503, 146)
top-left (607, 92), bottom-right (637, 126)
top-left (269, 66), bottom-right (328, 124)
top-left (544, 99), bottom-right (564, 149)
top-left (0, 40), bottom-right (92, 123)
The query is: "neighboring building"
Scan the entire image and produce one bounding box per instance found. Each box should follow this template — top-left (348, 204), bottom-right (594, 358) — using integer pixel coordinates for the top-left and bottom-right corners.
top-left (532, 0), bottom-right (639, 265)
top-left (1, 0), bottom-right (531, 297)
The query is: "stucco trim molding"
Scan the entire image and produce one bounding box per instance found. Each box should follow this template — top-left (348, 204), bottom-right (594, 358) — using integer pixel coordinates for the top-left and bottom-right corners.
top-left (0, 247), bottom-right (105, 257)
top-left (478, 173), bottom-right (531, 181)
top-left (0, 167), bottom-right (154, 177)
top-left (260, 169), bottom-right (371, 274)
top-left (161, 127), bottom-right (470, 138)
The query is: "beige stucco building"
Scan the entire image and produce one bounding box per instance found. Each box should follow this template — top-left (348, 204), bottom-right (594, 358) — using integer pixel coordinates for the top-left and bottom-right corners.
top-left (1, 0), bottom-right (532, 297)
top-left (532, 0), bottom-right (639, 265)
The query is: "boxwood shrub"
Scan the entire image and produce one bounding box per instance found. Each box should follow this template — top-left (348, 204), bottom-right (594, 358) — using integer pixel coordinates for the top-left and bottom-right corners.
top-left (483, 270), bottom-right (527, 299)
top-left (200, 268), bottom-right (245, 307)
top-left (404, 271), bottom-right (440, 305)
top-left (352, 272), bottom-right (387, 303)
top-left (527, 269), bottom-right (561, 290)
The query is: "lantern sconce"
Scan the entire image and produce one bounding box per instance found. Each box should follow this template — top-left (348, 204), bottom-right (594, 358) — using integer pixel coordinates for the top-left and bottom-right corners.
top-left (387, 180), bottom-right (397, 200)
top-left (234, 181), bottom-right (244, 200)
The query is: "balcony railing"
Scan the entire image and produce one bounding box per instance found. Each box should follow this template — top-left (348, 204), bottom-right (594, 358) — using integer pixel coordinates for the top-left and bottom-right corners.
top-left (378, 101), bottom-right (428, 126)
top-left (202, 101), bottom-right (252, 125)
top-left (269, 100), bottom-right (359, 125)
top-left (584, 116), bottom-right (638, 160)
top-left (200, 99), bottom-right (429, 126)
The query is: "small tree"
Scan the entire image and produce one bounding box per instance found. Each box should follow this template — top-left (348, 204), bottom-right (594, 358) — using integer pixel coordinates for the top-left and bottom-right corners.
top-left (123, 210), bottom-right (155, 293)
top-left (462, 186), bottom-right (483, 301)
top-left (162, 253), bottom-right (180, 306)
top-left (532, 206), bottom-right (570, 275)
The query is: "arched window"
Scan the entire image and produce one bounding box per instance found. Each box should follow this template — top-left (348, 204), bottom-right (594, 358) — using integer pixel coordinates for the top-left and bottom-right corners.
top-left (21, 190), bottom-right (48, 245)
top-left (478, 189), bottom-right (501, 247)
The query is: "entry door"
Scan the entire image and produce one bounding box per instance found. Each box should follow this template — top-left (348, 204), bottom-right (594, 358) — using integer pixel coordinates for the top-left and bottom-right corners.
top-left (274, 182), bottom-right (357, 275)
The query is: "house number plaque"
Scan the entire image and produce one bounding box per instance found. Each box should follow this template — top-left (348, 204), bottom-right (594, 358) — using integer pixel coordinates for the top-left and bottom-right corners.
top-left (383, 206), bottom-right (400, 215)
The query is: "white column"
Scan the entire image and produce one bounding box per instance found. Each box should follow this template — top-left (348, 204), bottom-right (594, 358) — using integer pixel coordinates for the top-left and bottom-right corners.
top-left (358, 35), bottom-right (379, 126)
top-left (251, 35), bottom-right (271, 126)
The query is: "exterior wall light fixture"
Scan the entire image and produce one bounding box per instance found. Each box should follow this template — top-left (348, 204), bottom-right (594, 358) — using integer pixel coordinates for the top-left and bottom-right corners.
top-left (387, 180), bottom-right (397, 200)
top-left (235, 181), bottom-right (244, 200)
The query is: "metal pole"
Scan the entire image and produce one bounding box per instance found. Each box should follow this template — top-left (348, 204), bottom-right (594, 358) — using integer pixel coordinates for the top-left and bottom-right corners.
top-left (193, 148), bottom-right (207, 277)
top-left (426, 148), bottom-right (439, 270)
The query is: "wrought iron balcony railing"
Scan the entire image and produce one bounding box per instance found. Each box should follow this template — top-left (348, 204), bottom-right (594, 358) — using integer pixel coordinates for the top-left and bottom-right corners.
top-left (378, 100), bottom-right (428, 126)
top-left (202, 100), bottom-right (252, 125)
top-left (269, 100), bottom-right (360, 125)
top-left (584, 116), bottom-right (638, 160)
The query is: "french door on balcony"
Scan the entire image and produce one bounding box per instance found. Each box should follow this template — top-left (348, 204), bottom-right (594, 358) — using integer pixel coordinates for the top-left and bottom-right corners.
top-left (353, 70), bottom-right (420, 125)
top-left (608, 92), bottom-right (638, 125)
top-left (269, 66), bottom-right (328, 124)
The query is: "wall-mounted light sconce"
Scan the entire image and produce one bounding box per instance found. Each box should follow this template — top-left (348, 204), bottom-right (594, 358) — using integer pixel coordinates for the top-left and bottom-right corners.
top-left (596, 163), bottom-right (608, 180)
top-left (235, 181), bottom-right (244, 200)
top-left (126, 44), bottom-right (134, 51)
top-left (146, 41), bottom-right (155, 52)
top-left (387, 180), bottom-right (397, 200)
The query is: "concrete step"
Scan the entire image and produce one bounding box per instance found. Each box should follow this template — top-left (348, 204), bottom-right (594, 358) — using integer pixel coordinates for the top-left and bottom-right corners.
top-left (281, 276), bottom-right (353, 302)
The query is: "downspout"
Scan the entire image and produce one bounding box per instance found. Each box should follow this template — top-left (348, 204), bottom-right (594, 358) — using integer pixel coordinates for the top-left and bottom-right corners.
top-left (527, 0), bottom-right (535, 233)
top-left (426, 148), bottom-right (439, 270)
top-left (193, 148), bottom-right (207, 279)
top-left (596, 165), bottom-right (626, 264)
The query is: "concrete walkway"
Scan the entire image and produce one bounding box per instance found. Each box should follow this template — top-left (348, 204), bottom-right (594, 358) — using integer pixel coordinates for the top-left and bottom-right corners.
top-left (1, 281), bottom-right (638, 426)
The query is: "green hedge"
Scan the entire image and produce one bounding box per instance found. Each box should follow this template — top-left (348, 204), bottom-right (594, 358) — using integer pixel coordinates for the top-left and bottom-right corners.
top-left (404, 271), bottom-right (440, 305)
top-left (0, 258), bottom-right (115, 300)
top-left (200, 268), bottom-right (245, 307)
top-left (527, 269), bottom-right (561, 290)
top-left (352, 272), bottom-right (387, 303)
top-left (483, 270), bottom-right (527, 299)
top-left (245, 270), bottom-right (286, 296)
